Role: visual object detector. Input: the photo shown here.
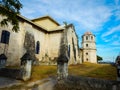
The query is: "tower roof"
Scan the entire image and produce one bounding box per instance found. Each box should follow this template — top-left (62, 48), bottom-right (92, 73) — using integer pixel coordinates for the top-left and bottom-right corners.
top-left (84, 32), bottom-right (92, 35)
top-left (82, 31), bottom-right (95, 37)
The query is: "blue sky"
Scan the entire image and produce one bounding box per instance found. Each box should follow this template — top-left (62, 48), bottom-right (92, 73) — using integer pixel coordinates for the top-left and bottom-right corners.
top-left (20, 0), bottom-right (120, 62)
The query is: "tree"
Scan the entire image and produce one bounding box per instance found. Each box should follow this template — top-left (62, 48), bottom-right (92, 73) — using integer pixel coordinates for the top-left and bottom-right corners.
top-left (0, 0), bottom-right (22, 32)
top-left (97, 55), bottom-right (103, 62)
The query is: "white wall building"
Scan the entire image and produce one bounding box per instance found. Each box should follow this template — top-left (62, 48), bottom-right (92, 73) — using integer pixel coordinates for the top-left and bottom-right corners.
top-left (80, 32), bottom-right (97, 63)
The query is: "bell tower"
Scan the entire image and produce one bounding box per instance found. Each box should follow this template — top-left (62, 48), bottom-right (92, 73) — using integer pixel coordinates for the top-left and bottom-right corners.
top-left (82, 32), bottom-right (97, 63)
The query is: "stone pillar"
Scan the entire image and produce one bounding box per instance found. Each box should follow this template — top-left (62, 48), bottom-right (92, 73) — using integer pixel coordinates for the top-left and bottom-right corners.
top-left (0, 54), bottom-right (7, 69)
top-left (117, 64), bottom-right (120, 81)
top-left (57, 25), bottom-right (69, 80)
top-left (116, 55), bottom-right (120, 81)
top-left (57, 55), bottom-right (68, 80)
top-left (20, 53), bottom-right (32, 81)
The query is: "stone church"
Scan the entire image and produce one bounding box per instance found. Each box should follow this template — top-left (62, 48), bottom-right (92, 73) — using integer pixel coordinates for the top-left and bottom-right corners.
top-left (0, 14), bottom-right (97, 66)
top-left (0, 15), bottom-right (80, 66)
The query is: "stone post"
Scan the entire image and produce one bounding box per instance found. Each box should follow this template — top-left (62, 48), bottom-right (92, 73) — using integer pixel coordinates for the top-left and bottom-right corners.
top-left (57, 55), bottom-right (68, 80)
top-left (117, 63), bottom-right (120, 81)
top-left (57, 25), bottom-right (69, 80)
top-left (0, 54), bottom-right (7, 69)
top-left (116, 55), bottom-right (120, 81)
top-left (20, 52), bottom-right (32, 81)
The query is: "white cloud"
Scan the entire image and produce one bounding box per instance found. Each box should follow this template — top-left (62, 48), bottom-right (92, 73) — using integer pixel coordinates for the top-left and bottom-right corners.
top-left (113, 0), bottom-right (120, 20)
top-left (112, 41), bottom-right (120, 45)
top-left (115, 0), bottom-right (120, 5)
top-left (102, 34), bottom-right (118, 42)
top-left (102, 25), bottom-right (120, 37)
top-left (115, 7), bottom-right (120, 20)
top-left (20, 0), bottom-right (112, 31)
top-left (19, 0), bottom-right (120, 62)
top-left (101, 25), bottom-right (120, 46)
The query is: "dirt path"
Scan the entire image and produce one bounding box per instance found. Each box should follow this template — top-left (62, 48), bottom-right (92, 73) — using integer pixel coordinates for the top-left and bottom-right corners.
top-left (0, 76), bottom-right (57, 90)
top-left (32, 78), bottom-right (57, 90)
top-left (0, 76), bottom-right (22, 88)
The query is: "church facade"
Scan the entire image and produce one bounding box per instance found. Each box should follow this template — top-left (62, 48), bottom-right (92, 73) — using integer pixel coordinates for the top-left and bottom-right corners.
top-left (0, 15), bottom-right (80, 66)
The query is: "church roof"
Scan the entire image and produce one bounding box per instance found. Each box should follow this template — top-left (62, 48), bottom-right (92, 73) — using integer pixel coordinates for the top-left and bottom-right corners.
top-left (31, 15), bottom-right (60, 26)
top-left (50, 25), bottom-right (65, 31)
top-left (17, 15), bottom-right (75, 33)
top-left (18, 15), bottom-right (47, 32)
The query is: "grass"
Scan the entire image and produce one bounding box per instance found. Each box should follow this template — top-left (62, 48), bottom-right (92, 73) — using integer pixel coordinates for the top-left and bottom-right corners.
top-left (30, 65), bottom-right (57, 82)
top-left (69, 63), bottom-right (117, 80)
top-left (0, 63), bottom-right (117, 90)
top-left (29, 62), bottom-right (117, 82)
top-left (5, 62), bottom-right (117, 81)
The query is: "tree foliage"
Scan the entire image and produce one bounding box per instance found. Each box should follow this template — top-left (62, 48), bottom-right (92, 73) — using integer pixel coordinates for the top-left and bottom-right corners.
top-left (0, 0), bottom-right (22, 32)
top-left (97, 55), bottom-right (103, 62)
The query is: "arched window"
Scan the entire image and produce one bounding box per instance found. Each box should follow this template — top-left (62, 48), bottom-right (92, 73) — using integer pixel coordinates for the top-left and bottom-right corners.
top-left (86, 44), bottom-right (88, 47)
top-left (86, 58), bottom-right (88, 61)
top-left (86, 36), bottom-right (88, 40)
top-left (1, 30), bottom-right (10, 44)
top-left (86, 52), bottom-right (88, 55)
top-left (68, 45), bottom-right (70, 58)
top-left (91, 36), bottom-right (93, 40)
top-left (36, 41), bottom-right (40, 54)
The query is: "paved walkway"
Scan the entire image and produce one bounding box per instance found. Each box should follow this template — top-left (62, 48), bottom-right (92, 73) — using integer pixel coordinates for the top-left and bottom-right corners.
top-left (0, 76), bottom-right (57, 90)
top-left (0, 76), bottom-right (22, 88)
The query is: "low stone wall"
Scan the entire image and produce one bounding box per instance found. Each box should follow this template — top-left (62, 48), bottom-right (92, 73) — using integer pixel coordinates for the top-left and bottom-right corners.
top-left (54, 75), bottom-right (120, 90)
top-left (0, 68), bottom-right (22, 79)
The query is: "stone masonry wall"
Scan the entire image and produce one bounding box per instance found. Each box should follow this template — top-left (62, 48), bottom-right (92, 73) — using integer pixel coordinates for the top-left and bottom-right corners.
top-left (54, 76), bottom-right (120, 90)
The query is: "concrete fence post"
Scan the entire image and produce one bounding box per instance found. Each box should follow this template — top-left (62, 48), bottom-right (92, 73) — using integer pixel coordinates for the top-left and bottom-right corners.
top-left (57, 55), bottom-right (68, 80)
top-left (117, 65), bottom-right (120, 81)
top-left (115, 55), bottom-right (120, 81)
top-left (20, 52), bottom-right (32, 81)
top-left (0, 54), bottom-right (7, 69)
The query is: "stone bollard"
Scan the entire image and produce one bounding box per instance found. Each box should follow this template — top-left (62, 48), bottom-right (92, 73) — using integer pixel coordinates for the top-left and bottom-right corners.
top-left (116, 55), bottom-right (120, 81)
top-left (0, 54), bottom-right (7, 69)
top-left (117, 63), bottom-right (120, 81)
top-left (57, 55), bottom-right (68, 80)
top-left (20, 53), bottom-right (32, 81)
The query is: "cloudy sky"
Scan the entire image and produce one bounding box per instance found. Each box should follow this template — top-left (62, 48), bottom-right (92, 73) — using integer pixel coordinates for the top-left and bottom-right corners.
top-left (20, 0), bottom-right (120, 62)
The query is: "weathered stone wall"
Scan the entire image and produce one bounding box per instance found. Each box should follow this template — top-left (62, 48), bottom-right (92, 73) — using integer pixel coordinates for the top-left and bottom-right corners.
top-left (48, 32), bottom-right (62, 60)
top-left (24, 31), bottom-right (36, 61)
top-left (0, 68), bottom-right (21, 79)
top-left (67, 25), bottom-right (80, 64)
top-left (54, 76), bottom-right (120, 90)
top-left (0, 16), bottom-right (47, 66)
top-left (82, 49), bottom-right (97, 63)
top-left (0, 20), bottom-right (26, 66)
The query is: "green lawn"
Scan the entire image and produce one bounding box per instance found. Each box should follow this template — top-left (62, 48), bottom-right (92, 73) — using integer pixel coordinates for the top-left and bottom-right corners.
top-left (30, 63), bottom-right (117, 82)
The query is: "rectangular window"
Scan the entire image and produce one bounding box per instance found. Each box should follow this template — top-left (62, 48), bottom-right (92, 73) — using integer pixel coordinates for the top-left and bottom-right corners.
top-left (1, 30), bottom-right (10, 44)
